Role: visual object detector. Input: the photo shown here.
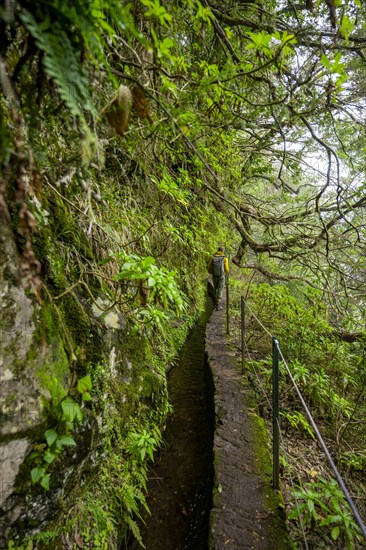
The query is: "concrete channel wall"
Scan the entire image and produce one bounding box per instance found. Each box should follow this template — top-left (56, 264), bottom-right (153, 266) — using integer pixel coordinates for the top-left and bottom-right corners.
top-left (205, 308), bottom-right (291, 550)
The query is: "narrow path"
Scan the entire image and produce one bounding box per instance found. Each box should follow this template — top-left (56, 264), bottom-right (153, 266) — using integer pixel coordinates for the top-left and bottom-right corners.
top-left (128, 305), bottom-right (214, 549)
top-left (206, 308), bottom-right (290, 550)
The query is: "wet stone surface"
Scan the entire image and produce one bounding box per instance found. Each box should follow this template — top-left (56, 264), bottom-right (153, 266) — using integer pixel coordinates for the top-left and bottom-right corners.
top-left (207, 307), bottom-right (290, 550)
top-left (127, 299), bottom-right (290, 550)
top-left (127, 305), bottom-right (214, 550)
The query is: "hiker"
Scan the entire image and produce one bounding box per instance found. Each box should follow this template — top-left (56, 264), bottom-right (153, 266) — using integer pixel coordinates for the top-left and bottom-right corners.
top-left (208, 246), bottom-right (229, 310)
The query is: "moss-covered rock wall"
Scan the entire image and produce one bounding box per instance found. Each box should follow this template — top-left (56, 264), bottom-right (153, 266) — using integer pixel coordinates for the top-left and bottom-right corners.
top-left (0, 199), bottom-right (200, 547)
top-left (0, 3), bottom-right (232, 546)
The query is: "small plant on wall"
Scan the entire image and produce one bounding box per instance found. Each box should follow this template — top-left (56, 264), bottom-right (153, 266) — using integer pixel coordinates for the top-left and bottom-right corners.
top-left (29, 375), bottom-right (92, 490)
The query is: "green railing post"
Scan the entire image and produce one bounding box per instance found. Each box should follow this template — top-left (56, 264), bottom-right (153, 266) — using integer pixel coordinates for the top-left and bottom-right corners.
top-left (241, 297), bottom-right (245, 374)
top-left (272, 337), bottom-right (280, 490)
top-left (226, 278), bottom-right (229, 335)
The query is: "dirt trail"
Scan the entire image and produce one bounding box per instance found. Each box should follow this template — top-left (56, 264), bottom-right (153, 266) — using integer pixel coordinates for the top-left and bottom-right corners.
top-left (206, 307), bottom-right (290, 550)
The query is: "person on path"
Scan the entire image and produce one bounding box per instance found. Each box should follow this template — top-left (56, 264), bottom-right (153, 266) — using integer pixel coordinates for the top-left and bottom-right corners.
top-left (208, 246), bottom-right (229, 310)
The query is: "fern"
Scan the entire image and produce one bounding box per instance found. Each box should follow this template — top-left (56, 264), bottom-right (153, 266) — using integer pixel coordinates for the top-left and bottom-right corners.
top-left (135, 487), bottom-right (150, 515)
top-left (125, 516), bottom-right (145, 549)
top-left (16, 0), bottom-right (137, 124)
top-left (19, 9), bottom-right (95, 123)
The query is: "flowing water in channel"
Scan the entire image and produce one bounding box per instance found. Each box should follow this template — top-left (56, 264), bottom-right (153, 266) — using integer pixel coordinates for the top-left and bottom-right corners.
top-left (127, 304), bottom-right (214, 550)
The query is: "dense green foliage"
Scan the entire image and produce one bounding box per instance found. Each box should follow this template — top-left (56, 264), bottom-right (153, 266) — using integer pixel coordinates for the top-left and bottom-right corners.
top-left (228, 279), bottom-right (365, 547)
top-left (1, 0), bottom-right (365, 547)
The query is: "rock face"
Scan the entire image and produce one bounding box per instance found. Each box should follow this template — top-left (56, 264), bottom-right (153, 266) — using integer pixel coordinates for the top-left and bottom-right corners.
top-left (0, 209), bottom-right (169, 545)
top-left (0, 440), bottom-right (32, 507)
top-left (0, 213), bottom-right (43, 515)
top-left (206, 307), bottom-right (290, 549)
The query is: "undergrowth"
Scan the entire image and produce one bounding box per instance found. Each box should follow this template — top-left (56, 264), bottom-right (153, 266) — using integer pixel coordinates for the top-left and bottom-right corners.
top-left (227, 276), bottom-right (366, 549)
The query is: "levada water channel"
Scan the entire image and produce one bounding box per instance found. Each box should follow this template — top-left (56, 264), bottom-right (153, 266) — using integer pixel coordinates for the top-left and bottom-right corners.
top-left (127, 303), bottom-right (215, 549)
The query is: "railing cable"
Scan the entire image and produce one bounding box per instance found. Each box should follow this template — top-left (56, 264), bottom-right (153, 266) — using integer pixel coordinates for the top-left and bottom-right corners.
top-left (240, 297), bottom-right (366, 541)
top-left (242, 299), bottom-right (273, 338)
top-left (246, 354), bottom-right (273, 413)
top-left (240, 301), bottom-right (309, 548)
top-left (277, 344), bottom-right (366, 540)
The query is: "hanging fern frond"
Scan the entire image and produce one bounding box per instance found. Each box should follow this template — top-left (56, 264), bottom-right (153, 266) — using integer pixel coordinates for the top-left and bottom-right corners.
top-left (19, 8), bottom-right (95, 123)
top-left (13, 0), bottom-right (138, 125)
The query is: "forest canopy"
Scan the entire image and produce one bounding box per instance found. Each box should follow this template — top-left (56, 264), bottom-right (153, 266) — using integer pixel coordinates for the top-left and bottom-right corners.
top-left (2, 0), bottom-right (365, 329)
top-left (1, 0), bottom-right (366, 546)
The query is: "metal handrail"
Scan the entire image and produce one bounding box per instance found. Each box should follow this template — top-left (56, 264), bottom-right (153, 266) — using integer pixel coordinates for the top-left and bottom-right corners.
top-left (240, 296), bottom-right (366, 541)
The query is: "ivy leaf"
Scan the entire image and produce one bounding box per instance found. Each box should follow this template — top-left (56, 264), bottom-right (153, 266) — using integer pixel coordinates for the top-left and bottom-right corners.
top-left (40, 474), bottom-right (50, 490)
top-left (44, 428), bottom-right (57, 447)
top-left (281, 31), bottom-right (297, 45)
top-left (158, 37), bottom-right (175, 58)
top-left (321, 54), bottom-right (331, 69)
top-left (77, 375), bottom-right (92, 394)
top-left (61, 397), bottom-right (83, 423)
top-left (81, 392), bottom-right (92, 402)
top-left (114, 271), bottom-right (130, 280)
top-left (332, 53), bottom-right (345, 74)
top-left (58, 435), bottom-right (77, 446)
top-left (151, 29), bottom-right (175, 60)
top-left (141, 257), bottom-right (155, 268)
top-left (339, 15), bottom-right (354, 40)
top-left (195, 4), bottom-right (214, 25)
top-left (31, 467), bottom-right (45, 484)
top-left (141, 0), bottom-right (172, 27)
top-left (43, 451), bottom-right (56, 464)
top-left (147, 277), bottom-right (156, 287)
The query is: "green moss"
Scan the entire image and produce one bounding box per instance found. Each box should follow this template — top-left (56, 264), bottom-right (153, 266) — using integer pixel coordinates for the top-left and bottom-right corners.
top-left (122, 329), bottom-right (153, 364)
top-left (242, 377), bottom-right (291, 547)
top-left (36, 352), bottom-right (69, 408)
top-left (46, 195), bottom-right (93, 260)
top-left (59, 293), bottom-right (90, 347)
top-left (140, 370), bottom-right (164, 399)
top-left (47, 247), bottom-right (68, 292)
top-left (242, 378), bottom-right (277, 489)
top-left (251, 413), bottom-right (273, 480)
top-left (38, 369), bottom-right (68, 405)
top-left (31, 191), bottom-right (95, 297)
top-left (22, 302), bottom-right (70, 406)
top-left (4, 166), bottom-right (205, 545)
